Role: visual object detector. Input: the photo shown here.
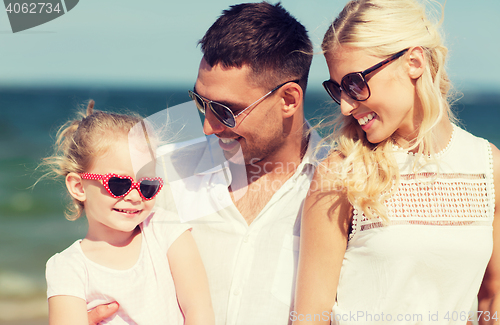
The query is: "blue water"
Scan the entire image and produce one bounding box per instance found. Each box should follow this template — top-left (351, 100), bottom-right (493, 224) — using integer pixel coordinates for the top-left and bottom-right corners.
top-left (0, 86), bottom-right (499, 322)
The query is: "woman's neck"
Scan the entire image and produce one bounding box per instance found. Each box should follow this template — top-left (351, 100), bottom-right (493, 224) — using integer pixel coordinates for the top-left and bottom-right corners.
top-left (393, 118), bottom-right (454, 155)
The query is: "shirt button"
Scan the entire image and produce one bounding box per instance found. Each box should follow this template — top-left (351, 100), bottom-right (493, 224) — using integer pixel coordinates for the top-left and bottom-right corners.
top-left (243, 235), bottom-right (249, 243)
top-left (234, 289), bottom-right (241, 296)
top-left (217, 191), bottom-right (224, 201)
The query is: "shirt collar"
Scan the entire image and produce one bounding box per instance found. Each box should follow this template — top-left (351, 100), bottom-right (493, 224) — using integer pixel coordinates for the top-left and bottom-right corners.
top-left (194, 134), bottom-right (228, 175)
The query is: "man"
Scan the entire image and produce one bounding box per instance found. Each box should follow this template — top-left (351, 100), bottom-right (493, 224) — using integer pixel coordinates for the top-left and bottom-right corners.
top-left (89, 2), bottom-right (323, 324)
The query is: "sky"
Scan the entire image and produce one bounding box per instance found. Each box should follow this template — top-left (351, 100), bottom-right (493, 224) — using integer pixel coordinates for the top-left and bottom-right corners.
top-left (0, 0), bottom-right (499, 93)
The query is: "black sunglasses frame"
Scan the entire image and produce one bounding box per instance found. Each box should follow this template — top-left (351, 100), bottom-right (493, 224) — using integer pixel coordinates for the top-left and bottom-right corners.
top-left (189, 79), bottom-right (300, 128)
top-left (323, 49), bottom-right (409, 105)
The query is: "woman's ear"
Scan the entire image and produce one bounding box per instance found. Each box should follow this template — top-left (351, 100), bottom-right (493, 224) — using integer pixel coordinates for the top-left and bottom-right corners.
top-left (407, 46), bottom-right (426, 79)
top-left (66, 172), bottom-right (86, 202)
top-left (281, 82), bottom-right (303, 119)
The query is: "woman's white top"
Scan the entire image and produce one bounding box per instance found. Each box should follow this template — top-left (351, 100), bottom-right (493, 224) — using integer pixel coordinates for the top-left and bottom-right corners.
top-left (332, 126), bottom-right (495, 325)
top-left (46, 208), bottom-right (191, 324)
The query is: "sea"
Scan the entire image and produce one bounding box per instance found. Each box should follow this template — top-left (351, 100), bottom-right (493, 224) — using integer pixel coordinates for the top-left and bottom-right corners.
top-left (0, 86), bottom-right (499, 324)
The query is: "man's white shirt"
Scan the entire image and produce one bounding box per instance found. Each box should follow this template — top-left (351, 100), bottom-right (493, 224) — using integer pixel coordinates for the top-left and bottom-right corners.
top-left (156, 126), bottom-right (324, 325)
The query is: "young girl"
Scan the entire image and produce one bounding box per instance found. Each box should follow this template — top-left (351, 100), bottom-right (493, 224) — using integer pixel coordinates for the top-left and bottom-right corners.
top-left (294, 0), bottom-right (500, 324)
top-left (42, 101), bottom-right (214, 325)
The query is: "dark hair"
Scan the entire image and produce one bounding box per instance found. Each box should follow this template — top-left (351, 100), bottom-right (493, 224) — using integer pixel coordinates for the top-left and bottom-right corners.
top-left (199, 1), bottom-right (313, 90)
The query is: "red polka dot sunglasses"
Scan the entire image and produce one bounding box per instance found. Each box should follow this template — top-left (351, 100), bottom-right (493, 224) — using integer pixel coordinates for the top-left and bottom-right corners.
top-left (80, 173), bottom-right (164, 200)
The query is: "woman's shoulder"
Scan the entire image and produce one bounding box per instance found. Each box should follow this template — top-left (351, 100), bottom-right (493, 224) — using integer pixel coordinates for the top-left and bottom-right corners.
top-left (314, 149), bottom-right (343, 173)
top-left (490, 142), bottom-right (500, 181)
top-left (441, 125), bottom-right (493, 170)
top-left (453, 125), bottom-right (491, 148)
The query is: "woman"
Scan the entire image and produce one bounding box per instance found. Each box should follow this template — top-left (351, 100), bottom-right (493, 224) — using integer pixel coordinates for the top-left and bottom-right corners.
top-left (294, 0), bottom-right (500, 324)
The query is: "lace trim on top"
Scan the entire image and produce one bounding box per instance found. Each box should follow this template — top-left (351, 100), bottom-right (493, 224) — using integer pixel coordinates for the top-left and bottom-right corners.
top-left (347, 128), bottom-right (495, 242)
top-left (392, 124), bottom-right (456, 158)
top-left (486, 143), bottom-right (496, 218)
top-left (348, 170), bottom-right (493, 241)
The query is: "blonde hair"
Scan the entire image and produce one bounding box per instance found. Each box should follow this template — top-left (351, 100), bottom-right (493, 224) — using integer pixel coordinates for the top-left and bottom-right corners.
top-left (320, 0), bottom-right (457, 220)
top-left (39, 100), bottom-right (144, 220)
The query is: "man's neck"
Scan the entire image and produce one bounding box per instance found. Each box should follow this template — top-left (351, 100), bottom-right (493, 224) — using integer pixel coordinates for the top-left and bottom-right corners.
top-left (227, 124), bottom-right (309, 225)
top-left (243, 123), bottom-right (309, 181)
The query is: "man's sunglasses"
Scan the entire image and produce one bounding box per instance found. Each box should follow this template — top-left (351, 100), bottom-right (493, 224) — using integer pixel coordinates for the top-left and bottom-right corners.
top-left (188, 79), bottom-right (300, 128)
top-left (80, 173), bottom-right (164, 200)
top-left (323, 49), bottom-right (408, 105)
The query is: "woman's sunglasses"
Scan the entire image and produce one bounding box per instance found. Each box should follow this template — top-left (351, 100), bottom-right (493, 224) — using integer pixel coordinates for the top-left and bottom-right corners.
top-left (188, 79), bottom-right (300, 128)
top-left (323, 49), bottom-right (408, 105)
top-left (80, 173), bottom-right (164, 200)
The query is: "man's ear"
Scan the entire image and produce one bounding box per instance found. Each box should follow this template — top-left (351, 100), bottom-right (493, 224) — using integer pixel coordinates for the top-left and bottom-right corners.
top-left (66, 172), bottom-right (86, 202)
top-left (281, 82), bottom-right (303, 118)
top-left (406, 46), bottom-right (426, 79)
